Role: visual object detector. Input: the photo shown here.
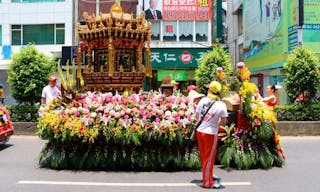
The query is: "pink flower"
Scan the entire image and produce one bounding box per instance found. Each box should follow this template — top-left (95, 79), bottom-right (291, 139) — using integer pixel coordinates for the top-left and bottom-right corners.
top-left (114, 112), bottom-right (121, 119)
top-left (254, 118), bottom-right (261, 126)
top-left (155, 117), bottom-right (161, 123)
top-left (125, 108), bottom-right (131, 114)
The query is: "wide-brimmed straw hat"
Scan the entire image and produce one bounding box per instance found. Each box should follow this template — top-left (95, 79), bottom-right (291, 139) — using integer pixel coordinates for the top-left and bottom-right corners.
top-left (188, 90), bottom-right (205, 102)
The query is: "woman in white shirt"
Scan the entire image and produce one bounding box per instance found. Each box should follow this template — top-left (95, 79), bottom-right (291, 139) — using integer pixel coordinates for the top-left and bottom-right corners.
top-left (196, 81), bottom-right (228, 189)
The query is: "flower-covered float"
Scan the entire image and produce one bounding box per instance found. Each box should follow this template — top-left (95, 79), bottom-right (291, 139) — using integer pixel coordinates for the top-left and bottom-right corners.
top-left (0, 106), bottom-right (14, 144)
top-left (38, 91), bottom-right (201, 170)
top-left (37, 2), bottom-right (285, 170)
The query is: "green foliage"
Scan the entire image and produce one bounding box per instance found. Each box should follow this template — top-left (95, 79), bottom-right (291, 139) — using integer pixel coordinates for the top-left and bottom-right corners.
top-left (258, 147), bottom-right (274, 169)
top-left (195, 43), bottom-right (232, 94)
top-left (275, 103), bottom-right (320, 121)
top-left (37, 142), bottom-right (201, 171)
top-left (7, 45), bottom-right (56, 105)
top-left (257, 122), bottom-right (273, 140)
top-left (5, 105), bottom-right (39, 122)
top-left (217, 124), bottom-right (285, 170)
top-left (284, 47), bottom-right (320, 103)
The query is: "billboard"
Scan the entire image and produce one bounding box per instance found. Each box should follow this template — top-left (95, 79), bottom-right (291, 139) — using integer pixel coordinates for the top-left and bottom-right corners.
top-left (243, 0), bottom-right (287, 71)
top-left (144, 0), bottom-right (211, 21)
top-left (288, 0), bottom-right (298, 52)
top-left (302, 0), bottom-right (320, 53)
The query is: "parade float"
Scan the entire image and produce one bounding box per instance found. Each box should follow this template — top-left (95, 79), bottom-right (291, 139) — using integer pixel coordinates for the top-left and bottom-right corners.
top-left (37, 2), bottom-right (285, 171)
top-left (0, 107), bottom-right (14, 144)
top-left (37, 2), bottom-right (201, 170)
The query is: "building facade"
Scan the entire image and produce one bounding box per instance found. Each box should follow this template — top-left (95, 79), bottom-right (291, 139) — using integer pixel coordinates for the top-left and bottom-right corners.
top-left (241, 0), bottom-right (320, 103)
top-left (0, 0), bottom-right (73, 70)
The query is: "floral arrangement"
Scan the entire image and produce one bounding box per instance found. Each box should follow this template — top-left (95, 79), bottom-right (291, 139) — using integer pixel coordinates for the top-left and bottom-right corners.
top-left (37, 91), bottom-right (201, 170)
top-left (217, 63), bottom-right (285, 170)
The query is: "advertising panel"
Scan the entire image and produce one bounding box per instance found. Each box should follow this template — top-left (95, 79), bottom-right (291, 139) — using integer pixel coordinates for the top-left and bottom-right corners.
top-left (302, 0), bottom-right (320, 52)
top-left (151, 48), bottom-right (210, 69)
top-left (288, 0), bottom-right (298, 52)
top-left (243, 0), bottom-right (287, 71)
top-left (143, 0), bottom-right (211, 21)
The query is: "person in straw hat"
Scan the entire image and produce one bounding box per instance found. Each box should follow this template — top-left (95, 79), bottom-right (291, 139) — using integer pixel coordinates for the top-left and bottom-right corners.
top-left (188, 89), bottom-right (205, 105)
top-left (195, 81), bottom-right (228, 189)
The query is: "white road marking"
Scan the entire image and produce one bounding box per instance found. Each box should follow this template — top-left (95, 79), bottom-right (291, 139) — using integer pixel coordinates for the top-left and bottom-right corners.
top-left (18, 180), bottom-right (251, 187)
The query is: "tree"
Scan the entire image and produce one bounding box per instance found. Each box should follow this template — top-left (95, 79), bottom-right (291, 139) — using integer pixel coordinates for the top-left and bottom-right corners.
top-left (284, 47), bottom-right (320, 103)
top-left (195, 43), bottom-right (232, 94)
top-left (7, 45), bottom-right (56, 105)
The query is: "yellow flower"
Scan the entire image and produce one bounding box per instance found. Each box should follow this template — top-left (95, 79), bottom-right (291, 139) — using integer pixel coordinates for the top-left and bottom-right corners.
top-left (239, 81), bottom-right (257, 99)
top-left (240, 67), bottom-right (251, 80)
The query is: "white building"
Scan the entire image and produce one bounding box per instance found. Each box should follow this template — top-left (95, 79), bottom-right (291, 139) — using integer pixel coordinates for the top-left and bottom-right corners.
top-left (226, 0), bottom-right (243, 67)
top-left (0, 0), bottom-right (74, 70)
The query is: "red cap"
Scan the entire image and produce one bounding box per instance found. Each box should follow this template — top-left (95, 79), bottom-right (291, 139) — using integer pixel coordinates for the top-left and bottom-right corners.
top-left (48, 76), bottom-right (57, 81)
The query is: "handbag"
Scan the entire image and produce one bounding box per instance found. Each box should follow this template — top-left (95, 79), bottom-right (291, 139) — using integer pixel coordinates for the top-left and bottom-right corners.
top-left (190, 100), bottom-right (215, 141)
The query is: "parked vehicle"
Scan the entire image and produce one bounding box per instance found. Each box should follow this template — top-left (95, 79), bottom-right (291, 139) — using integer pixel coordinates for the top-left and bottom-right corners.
top-left (0, 107), bottom-right (14, 144)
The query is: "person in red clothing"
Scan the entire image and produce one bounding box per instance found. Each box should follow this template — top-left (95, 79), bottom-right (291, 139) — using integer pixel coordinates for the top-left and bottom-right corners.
top-left (195, 81), bottom-right (228, 189)
top-left (256, 85), bottom-right (278, 107)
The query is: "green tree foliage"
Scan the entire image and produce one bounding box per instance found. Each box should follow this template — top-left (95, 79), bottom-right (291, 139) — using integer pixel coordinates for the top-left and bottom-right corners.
top-left (284, 47), bottom-right (320, 103)
top-left (7, 45), bottom-right (56, 105)
top-left (195, 43), bottom-right (232, 94)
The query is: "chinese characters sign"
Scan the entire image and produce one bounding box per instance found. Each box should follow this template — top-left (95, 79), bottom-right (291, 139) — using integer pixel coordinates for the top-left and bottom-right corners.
top-left (151, 48), bottom-right (210, 68)
top-left (162, 0), bottom-right (211, 20)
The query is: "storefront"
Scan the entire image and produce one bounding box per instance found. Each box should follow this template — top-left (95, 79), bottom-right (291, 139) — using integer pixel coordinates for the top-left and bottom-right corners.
top-left (150, 48), bottom-right (211, 91)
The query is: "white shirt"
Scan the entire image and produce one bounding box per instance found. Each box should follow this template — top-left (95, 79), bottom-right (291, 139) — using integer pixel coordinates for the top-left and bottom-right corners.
top-left (196, 97), bottom-right (228, 135)
top-left (41, 85), bottom-right (61, 105)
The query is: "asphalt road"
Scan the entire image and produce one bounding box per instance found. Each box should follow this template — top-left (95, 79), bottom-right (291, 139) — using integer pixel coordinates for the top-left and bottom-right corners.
top-left (0, 136), bottom-right (320, 192)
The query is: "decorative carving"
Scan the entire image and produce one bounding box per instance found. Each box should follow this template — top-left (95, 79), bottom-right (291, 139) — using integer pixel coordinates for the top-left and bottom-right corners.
top-left (77, 1), bottom-right (152, 93)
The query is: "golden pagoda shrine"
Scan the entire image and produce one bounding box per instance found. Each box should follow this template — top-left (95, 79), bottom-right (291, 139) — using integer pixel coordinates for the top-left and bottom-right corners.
top-left (76, 1), bottom-right (152, 93)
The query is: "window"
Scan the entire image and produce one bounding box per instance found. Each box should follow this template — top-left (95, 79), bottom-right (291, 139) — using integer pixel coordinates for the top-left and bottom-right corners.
top-left (12, 0), bottom-right (64, 3)
top-left (179, 21), bottom-right (193, 41)
top-left (0, 25), bottom-right (2, 45)
top-left (151, 21), bottom-right (160, 40)
top-left (195, 22), bottom-right (208, 41)
top-left (163, 21), bottom-right (177, 41)
top-left (11, 24), bottom-right (65, 45)
top-left (55, 24), bottom-right (65, 44)
top-left (149, 20), bottom-right (210, 42)
top-left (238, 11), bottom-right (243, 36)
top-left (12, 25), bottom-right (22, 45)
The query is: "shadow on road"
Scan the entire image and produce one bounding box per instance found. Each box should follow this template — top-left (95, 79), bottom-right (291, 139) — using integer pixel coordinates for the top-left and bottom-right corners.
top-left (0, 143), bottom-right (13, 151)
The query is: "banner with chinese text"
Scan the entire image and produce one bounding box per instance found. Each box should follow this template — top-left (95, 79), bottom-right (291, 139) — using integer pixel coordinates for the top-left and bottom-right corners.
top-left (151, 48), bottom-right (211, 69)
top-left (162, 0), bottom-right (211, 21)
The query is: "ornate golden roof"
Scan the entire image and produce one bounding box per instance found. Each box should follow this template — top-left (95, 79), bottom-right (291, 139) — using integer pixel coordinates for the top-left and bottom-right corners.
top-left (76, 1), bottom-right (151, 43)
top-left (110, 0), bottom-right (123, 14)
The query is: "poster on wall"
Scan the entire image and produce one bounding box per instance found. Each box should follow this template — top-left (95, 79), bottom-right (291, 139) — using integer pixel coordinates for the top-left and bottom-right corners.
top-left (302, 0), bottom-right (320, 52)
top-left (243, 0), bottom-right (286, 71)
top-left (143, 0), bottom-right (211, 21)
top-left (162, 0), bottom-right (211, 21)
top-left (144, 0), bottom-right (163, 20)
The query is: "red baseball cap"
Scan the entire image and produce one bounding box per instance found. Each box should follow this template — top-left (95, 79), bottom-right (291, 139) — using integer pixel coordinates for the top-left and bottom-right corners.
top-left (48, 76), bottom-right (57, 81)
